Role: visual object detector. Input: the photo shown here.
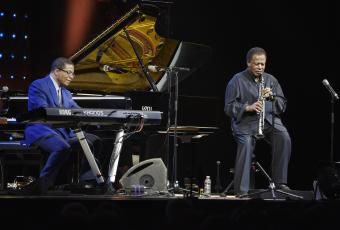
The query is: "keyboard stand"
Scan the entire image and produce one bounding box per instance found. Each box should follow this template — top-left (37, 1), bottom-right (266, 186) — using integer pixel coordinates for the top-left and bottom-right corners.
top-left (107, 128), bottom-right (125, 185)
top-left (70, 126), bottom-right (126, 194)
top-left (74, 128), bottom-right (105, 184)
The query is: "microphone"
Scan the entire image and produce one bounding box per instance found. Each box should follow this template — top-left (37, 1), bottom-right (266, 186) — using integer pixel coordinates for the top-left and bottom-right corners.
top-left (147, 65), bottom-right (164, 72)
top-left (0, 86), bottom-right (9, 93)
top-left (99, 64), bottom-right (127, 74)
top-left (147, 65), bottom-right (190, 72)
top-left (322, 79), bottom-right (339, 100)
top-left (99, 64), bottom-right (116, 72)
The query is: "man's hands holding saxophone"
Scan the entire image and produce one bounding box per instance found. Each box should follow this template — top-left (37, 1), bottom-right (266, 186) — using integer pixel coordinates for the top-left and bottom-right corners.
top-left (245, 87), bottom-right (273, 113)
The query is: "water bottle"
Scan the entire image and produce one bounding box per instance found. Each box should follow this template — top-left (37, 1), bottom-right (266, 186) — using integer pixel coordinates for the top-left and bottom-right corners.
top-left (204, 176), bottom-right (211, 195)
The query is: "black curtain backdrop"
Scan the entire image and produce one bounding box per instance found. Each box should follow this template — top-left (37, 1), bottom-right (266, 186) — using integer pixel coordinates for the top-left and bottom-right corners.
top-left (167, 0), bottom-right (340, 190)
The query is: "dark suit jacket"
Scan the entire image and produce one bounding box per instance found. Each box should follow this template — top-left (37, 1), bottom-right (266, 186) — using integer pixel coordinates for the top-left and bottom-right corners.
top-left (24, 75), bottom-right (80, 145)
top-left (224, 70), bottom-right (288, 135)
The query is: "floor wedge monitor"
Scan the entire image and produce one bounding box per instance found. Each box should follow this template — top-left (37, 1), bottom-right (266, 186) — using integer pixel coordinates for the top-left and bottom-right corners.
top-left (119, 158), bottom-right (167, 193)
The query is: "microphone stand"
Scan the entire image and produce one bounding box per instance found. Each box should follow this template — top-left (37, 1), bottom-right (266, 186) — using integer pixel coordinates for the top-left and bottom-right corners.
top-left (322, 79), bottom-right (339, 163)
top-left (172, 70), bottom-right (179, 189)
top-left (167, 70), bottom-right (180, 190)
top-left (166, 68), bottom-right (190, 195)
top-left (165, 68), bottom-right (172, 188)
top-left (214, 161), bottom-right (222, 193)
top-left (330, 96), bottom-right (335, 164)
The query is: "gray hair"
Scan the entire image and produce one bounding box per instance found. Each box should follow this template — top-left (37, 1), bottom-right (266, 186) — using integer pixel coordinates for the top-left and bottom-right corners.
top-left (246, 47), bottom-right (267, 62)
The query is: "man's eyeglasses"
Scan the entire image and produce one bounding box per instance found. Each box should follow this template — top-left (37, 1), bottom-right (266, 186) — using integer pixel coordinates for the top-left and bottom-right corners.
top-left (58, 68), bottom-right (74, 76)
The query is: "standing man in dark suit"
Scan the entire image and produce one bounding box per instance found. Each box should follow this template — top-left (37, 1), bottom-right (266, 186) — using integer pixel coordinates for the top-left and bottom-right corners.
top-left (224, 47), bottom-right (291, 196)
top-left (23, 57), bottom-right (103, 194)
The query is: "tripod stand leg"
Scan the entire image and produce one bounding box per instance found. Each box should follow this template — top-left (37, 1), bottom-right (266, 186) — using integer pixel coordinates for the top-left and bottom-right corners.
top-left (239, 160), bottom-right (304, 200)
top-left (240, 186), bottom-right (304, 200)
top-left (275, 189), bottom-right (304, 199)
top-left (239, 188), bottom-right (272, 198)
top-left (222, 179), bottom-right (234, 194)
top-left (270, 188), bottom-right (276, 199)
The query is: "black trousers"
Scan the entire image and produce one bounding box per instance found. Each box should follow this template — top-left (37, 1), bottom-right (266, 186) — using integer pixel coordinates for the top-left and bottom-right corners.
top-left (233, 123), bottom-right (291, 195)
top-left (37, 131), bottom-right (103, 188)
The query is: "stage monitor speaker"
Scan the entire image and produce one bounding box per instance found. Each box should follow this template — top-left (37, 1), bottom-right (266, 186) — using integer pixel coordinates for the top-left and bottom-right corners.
top-left (119, 158), bottom-right (167, 193)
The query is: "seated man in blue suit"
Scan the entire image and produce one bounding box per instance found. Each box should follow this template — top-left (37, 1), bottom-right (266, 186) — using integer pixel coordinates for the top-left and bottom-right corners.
top-left (22, 57), bottom-right (103, 195)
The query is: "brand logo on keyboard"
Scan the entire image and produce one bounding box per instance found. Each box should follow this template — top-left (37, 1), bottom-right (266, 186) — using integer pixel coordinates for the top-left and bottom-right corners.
top-left (59, 109), bottom-right (72, 116)
top-left (57, 109), bottom-right (105, 116)
top-left (142, 106), bottom-right (152, 111)
top-left (83, 110), bottom-right (105, 116)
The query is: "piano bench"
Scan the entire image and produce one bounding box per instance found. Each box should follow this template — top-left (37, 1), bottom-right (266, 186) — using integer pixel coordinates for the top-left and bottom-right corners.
top-left (0, 141), bottom-right (44, 190)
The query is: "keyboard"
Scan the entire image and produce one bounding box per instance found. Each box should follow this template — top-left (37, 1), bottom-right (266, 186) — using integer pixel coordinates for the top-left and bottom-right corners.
top-left (16, 107), bottom-right (162, 126)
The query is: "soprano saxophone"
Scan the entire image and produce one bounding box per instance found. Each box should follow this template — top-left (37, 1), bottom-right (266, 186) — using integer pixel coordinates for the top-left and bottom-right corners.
top-left (255, 75), bottom-right (265, 139)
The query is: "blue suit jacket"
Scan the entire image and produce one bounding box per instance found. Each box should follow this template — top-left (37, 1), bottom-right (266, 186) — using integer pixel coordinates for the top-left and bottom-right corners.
top-left (24, 75), bottom-right (80, 145)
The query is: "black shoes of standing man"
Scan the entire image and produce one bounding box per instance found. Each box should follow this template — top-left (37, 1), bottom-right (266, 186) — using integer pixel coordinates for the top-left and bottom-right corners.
top-left (276, 183), bottom-right (291, 191)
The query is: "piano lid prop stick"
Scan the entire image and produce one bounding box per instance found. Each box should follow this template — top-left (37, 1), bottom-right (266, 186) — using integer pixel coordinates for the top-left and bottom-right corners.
top-left (75, 128), bottom-right (105, 184)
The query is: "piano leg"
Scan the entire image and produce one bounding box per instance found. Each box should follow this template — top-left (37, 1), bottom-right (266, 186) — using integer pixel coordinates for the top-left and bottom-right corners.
top-left (74, 128), bottom-right (105, 184)
top-left (107, 128), bottom-right (125, 184)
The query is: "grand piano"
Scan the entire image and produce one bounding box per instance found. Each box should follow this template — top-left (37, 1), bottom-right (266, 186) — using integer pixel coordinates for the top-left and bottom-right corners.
top-left (0, 1), bottom-right (223, 187)
top-left (1, 2), bottom-right (217, 124)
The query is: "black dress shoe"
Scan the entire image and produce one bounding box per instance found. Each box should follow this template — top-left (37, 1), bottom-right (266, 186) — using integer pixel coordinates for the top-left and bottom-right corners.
top-left (277, 184), bottom-right (291, 190)
top-left (69, 181), bottom-right (108, 195)
top-left (77, 179), bottom-right (97, 188)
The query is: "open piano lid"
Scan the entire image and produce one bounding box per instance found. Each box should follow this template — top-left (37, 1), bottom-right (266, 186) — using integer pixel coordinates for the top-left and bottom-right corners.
top-left (68, 3), bottom-right (212, 94)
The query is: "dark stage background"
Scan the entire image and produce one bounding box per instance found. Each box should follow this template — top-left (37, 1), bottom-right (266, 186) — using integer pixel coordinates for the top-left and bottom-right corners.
top-left (1, 0), bottom-right (339, 191)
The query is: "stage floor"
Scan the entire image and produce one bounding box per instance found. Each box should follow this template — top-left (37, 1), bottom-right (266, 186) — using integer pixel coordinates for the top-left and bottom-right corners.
top-left (0, 189), bottom-right (337, 229)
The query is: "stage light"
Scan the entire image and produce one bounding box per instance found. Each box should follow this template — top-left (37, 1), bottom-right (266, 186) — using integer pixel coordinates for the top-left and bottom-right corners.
top-left (24, 35), bottom-right (28, 39)
top-left (11, 33), bottom-right (16, 39)
top-left (10, 54), bottom-right (15, 59)
top-left (10, 75), bottom-right (14, 79)
top-left (0, 53), bottom-right (3, 59)
top-left (0, 32), bottom-right (4, 38)
top-left (23, 55), bottom-right (27, 60)
top-left (0, 12), bottom-right (4, 17)
top-left (22, 76), bottom-right (27, 80)
top-left (24, 14), bottom-right (28, 19)
top-left (12, 13), bottom-right (16, 18)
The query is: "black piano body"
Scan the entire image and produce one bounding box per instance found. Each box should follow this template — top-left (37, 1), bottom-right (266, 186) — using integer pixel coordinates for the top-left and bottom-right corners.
top-left (1, 2), bottom-right (215, 131)
top-left (2, 95), bottom-right (131, 119)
